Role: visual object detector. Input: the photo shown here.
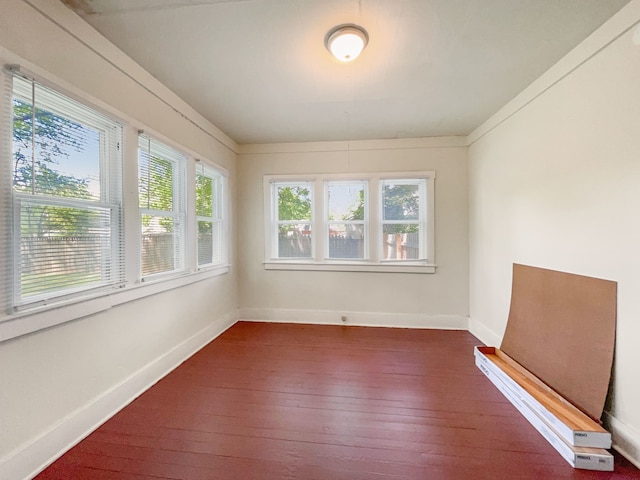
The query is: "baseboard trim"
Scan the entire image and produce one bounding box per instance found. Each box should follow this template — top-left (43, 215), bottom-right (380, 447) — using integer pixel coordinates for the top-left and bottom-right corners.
top-left (468, 316), bottom-right (502, 347)
top-left (604, 412), bottom-right (640, 469)
top-left (239, 308), bottom-right (468, 330)
top-left (1, 310), bottom-right (238, 480)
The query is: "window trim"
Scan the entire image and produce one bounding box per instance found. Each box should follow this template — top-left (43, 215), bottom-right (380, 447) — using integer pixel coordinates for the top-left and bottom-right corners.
top-left (263, 172), bottom-right (436, 274)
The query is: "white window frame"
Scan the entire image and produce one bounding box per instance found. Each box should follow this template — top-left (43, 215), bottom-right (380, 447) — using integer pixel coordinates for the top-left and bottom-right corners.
top-left (9, 73), bottom-right (124, 311)
top-left (138, 132), bottom-right (188, 281)
top-left (380, 178), bottom-right (428, 263)
top-left (195, 161), bottom-right (227, 269)
top-left (264, 172), bottom-right (436, 274)
top-left (269, 180), bottom-right (314, 260)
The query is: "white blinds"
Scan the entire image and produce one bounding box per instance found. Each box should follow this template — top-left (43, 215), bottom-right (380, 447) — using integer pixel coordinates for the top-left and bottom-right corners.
top-left (5, 69), bottom-right (124, 309)
top-left (138, 133), bottom-right (187, 278)
top-left (0, 70), bottom-right (13, 315)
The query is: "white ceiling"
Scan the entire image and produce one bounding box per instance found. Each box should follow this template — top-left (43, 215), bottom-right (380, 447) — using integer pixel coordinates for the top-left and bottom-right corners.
top-left (62, 0), bottom-right (630, 144)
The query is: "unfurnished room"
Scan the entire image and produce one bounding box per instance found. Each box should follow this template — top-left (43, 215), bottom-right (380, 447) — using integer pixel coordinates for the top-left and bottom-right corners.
top-left (1, 1), bottom-right (639, 479)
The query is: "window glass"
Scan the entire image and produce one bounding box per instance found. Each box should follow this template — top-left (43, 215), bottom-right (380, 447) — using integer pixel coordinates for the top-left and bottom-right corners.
top-left (381, 180), bottom-right (424, 261)
top-left (274, 183), bottom-right (312, 258)
top-left (327, 181), bottom-right (366, 259)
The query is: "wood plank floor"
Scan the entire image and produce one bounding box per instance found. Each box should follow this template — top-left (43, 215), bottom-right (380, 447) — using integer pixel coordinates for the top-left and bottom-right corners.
top-left (36, 322), bottom-right (639, 479)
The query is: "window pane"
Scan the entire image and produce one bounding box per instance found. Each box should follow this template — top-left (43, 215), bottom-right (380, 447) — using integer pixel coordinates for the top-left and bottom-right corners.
top-left (139, 154), bottom-right (174, 211)
top-left (196, 174), bottom-right (213, 217)
top-left (12, 86), bottom-right (102, 201)
top-left (19, 201), bottom-right (112, 299)
top-left (141, 215), bottom-right (178, 276)
top-left (329, 223), bottom-right (365, 259)
top-left (278, 224), bottom-right (312, 258)
top-left (327, 182), bottom-right (365, 221)
top-left (382, 224), bottom-right (420, 260)
top-left (382, 182), bottom-right (420, 221)
top-left (198, 220), bottom-right (213, 266)
top-left (277, 185), bottom-right (311, 221)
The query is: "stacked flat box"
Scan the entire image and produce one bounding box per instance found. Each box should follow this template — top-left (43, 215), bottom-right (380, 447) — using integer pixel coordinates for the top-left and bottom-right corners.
top-left (475, 346), bottom-right (613, 471)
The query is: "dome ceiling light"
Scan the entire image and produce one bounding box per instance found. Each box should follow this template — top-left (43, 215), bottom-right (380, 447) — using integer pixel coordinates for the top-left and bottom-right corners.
top-left (325, 24), bottom-right (369, 62)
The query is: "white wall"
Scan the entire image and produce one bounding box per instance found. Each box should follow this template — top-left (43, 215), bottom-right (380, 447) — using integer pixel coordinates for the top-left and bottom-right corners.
top-left (0, 1), bottom-right (238, 478)
top-left (238, 138), bottom-right (469, 329)
top-left (468, 2), bottom-right (640, 466)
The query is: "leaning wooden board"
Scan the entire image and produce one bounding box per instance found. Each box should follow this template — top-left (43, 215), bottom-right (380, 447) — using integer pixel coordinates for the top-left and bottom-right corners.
top-left (475, 347), bottom-right (613, 471)
top-left (500, 264), bottom-right (616, 422)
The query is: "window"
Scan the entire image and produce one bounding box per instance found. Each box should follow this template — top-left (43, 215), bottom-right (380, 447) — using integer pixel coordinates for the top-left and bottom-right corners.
top-left (326, 181), bottom-right (367, 259)
top-left (264, 172), bottom-right (435, 273)
top-left (8, 75), bottom-right (123, 309)
top-left (138, 133), bottom-right (187, 278)
top-left (196, 162), bottom-right (226, 268)
top-left (271, 181), bottom-right (313, 259)
top-left (381, 179), bottom-right (426, 261)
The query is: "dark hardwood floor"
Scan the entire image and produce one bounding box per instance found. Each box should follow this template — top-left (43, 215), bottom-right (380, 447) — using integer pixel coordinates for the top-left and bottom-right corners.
top-left (36, 321), bottom-right (639, 479)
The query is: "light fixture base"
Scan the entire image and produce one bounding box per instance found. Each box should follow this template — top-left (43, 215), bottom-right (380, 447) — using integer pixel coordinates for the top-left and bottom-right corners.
top-left (325, 24), bottom-right (369, 62)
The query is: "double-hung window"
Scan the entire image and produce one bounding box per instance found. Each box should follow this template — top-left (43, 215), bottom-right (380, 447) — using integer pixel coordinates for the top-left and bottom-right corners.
top-left (381, 179), bottom-right (426, 261)
top-left (138, 133), bottom-right (187, 278)
top-left (265, 172), bottom-right (435, 273)
top-left (271, 181), bottom-right (313, 259)
top-left (196, 162), bottom-right (226, 268)
top-left (326, 181), bottom-right (367, 260)
top-left (8, 74), bottom-right (123, 309)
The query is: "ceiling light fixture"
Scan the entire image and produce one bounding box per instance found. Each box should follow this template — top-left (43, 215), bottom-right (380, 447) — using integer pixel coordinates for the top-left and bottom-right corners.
top-left (325, 24), bottom-right (369, 62)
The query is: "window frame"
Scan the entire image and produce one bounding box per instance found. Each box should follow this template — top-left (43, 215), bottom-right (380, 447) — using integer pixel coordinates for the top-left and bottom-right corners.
top-left (264, 172), bottom-right (436, 274)
top-left (380, 178), bottom-right (428, 263)
top-left (270, 180), bottom-right (314, 260)
top-left (195, 161), bottom-right (227, 270)
top-left (138, 132), bottom-right (188, 280)
top-left (9, 73), bottom-right (125, 310)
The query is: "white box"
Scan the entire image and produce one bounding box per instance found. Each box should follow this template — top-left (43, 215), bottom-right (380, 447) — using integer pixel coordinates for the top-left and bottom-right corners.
top-left (475, 346), bottom-right (611, 448)
top-left (475, 347), bottom-right (613, 471)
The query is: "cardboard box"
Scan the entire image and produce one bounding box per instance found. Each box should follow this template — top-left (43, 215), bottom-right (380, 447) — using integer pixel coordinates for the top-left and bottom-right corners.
top-left (475, 346), bottom-right (613, 471)
top-left (475, 346), bottom-right (611, 448)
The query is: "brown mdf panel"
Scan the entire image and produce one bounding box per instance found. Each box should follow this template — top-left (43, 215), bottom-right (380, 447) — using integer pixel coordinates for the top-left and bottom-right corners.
top-left (500, 264), bottom-right (616, 422)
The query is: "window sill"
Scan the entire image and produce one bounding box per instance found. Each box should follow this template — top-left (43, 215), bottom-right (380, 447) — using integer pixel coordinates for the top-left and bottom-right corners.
top-left (264, 261), bottom-right (436, 274)
top-left (0, 265), bottom-right (230, 343)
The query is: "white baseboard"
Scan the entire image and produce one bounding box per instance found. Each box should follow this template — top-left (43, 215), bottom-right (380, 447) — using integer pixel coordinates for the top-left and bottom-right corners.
top-left (239, 308), bottom-right (468, 330)
top-left (604, 412), bottom-right (640, 469)
top-left (468, 316), bottom-right (503, 346)
top-left (1, 310), bottom-right (238, 480)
